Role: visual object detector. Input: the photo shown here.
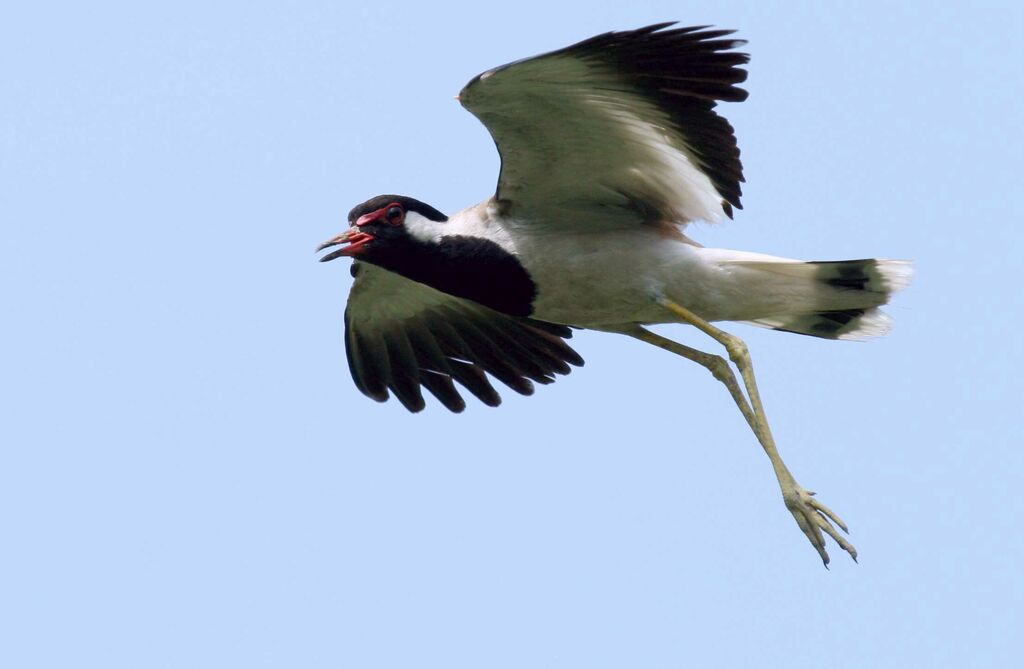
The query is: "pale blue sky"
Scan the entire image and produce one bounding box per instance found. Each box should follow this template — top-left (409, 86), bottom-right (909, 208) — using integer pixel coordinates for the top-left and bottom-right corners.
top-left (3, 2), bottom-right (1022, 667)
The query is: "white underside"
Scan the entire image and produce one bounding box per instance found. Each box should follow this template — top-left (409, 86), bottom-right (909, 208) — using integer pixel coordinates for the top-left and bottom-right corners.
top-left (520, 236), bottom-right (842, 328)
top-left (428, 201), bottom-right (907, 331)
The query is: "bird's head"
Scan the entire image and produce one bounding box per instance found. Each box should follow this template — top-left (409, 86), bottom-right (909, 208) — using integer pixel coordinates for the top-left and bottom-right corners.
top-left (317, 195), bottom-right (447, 263)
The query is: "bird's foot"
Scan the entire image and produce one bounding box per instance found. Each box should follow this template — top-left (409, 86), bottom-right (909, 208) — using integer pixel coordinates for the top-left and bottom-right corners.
top-left (781, 484), bottom-right (857, 567)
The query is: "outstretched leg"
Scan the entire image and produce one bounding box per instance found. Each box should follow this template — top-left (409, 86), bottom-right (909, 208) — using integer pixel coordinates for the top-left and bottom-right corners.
top-left (626, 313), bottom-right (857, 566)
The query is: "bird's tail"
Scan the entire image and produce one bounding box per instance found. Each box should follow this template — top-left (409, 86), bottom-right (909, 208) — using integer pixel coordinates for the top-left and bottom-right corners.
top-left (705, 252), bottom-right (912, 340)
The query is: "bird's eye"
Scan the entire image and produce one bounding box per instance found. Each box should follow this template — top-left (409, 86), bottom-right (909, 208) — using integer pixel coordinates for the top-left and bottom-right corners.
top-left (386, 205), bottom-right (404, 224)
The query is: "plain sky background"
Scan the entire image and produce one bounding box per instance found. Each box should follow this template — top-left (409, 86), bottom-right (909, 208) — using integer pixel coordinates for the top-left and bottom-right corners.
top-left (3, 1), bottom-right (1023, 667)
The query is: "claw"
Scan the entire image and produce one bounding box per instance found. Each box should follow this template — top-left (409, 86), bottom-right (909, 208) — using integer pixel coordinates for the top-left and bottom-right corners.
top-left (815, 513), bottom-right (857, 560)
top-left (785, 484), bottom-right (857, 565)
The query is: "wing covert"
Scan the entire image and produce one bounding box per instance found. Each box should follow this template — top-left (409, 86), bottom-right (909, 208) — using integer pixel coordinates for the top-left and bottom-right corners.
top-left (343, 263), bottom-right (584, 412)
top-left (458, 23), bottom-right (748, 227)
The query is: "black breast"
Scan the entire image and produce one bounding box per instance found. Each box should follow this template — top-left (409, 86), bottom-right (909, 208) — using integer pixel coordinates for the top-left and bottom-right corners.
top-left (386, 235), bottom-right (537, 317)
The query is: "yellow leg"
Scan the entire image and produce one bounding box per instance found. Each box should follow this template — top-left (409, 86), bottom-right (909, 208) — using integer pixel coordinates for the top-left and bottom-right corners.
top-left (630, 327), bottom-right (760, 434)
top-left (632, 297), bottom-right (858, 566)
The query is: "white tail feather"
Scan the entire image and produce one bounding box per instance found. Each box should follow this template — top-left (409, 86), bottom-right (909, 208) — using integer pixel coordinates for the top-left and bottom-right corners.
top-left (703, 252), bottom-right (912, 340)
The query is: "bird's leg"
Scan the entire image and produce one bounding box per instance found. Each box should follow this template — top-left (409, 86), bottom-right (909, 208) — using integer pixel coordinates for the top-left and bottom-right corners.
top-left (632, 304), bottom-right (857, 566)
top-left (628, 326), bottom-right (759, 433)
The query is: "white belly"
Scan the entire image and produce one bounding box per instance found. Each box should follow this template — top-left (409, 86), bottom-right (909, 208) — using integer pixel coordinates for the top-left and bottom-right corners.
top-left (442, 202), bottom-right (810, 328)
top-left (514, 229), bottom-right (718, 327)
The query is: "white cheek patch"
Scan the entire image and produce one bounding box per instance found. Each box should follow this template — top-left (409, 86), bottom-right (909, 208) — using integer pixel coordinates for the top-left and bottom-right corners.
top-left (406, 205), bottom-right (520, 257)
top-left (403, 211), bottom-right (447, 244)
top-left (446, 202), bottom-right (519, 255)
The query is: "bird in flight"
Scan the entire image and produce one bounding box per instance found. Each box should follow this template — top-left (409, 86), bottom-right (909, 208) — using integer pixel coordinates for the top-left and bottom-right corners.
top-left (318, 23), bottom-right (910, 565)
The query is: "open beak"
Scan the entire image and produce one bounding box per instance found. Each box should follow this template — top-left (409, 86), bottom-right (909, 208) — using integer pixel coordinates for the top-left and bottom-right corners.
top-left (316, 228), bottom-right (375, 262)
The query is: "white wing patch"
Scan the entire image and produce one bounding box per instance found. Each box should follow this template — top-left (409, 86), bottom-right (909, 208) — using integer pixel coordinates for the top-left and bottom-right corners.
top-left (587, 96), bottom-right (728, 223)
top-left (458, 27), bottom-right (748, 231)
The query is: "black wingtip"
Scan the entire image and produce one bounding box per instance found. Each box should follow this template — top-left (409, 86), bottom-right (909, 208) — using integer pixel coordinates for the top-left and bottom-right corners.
top-left (366, 389), bottom-right (389, 403)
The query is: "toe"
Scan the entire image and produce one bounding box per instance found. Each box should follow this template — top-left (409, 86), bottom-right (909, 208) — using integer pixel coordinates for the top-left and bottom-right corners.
top-left (808, 496), bottom-right (849, 534)
top-left (794, 508), bottom-right (830, 566)
top-left (815, 514), bottom-right (858, 561)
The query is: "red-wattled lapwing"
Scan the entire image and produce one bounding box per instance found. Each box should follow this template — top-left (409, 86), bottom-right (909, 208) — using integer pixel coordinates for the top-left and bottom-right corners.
top-left (318, 23), bottom-right (911, 566)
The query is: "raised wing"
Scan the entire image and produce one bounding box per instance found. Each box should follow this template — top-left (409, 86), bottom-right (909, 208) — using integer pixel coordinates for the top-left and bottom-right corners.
top-left (458, 23), bottom-right (748, 226)
top-left (343, 263), bottom-right (584, 412)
